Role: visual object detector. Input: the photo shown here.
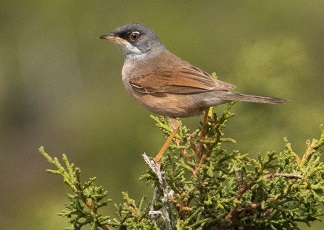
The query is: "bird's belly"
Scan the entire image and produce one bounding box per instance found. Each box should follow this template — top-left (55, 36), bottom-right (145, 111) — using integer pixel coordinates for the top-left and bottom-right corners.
top-left (131, 93), bottom-right (207, 118)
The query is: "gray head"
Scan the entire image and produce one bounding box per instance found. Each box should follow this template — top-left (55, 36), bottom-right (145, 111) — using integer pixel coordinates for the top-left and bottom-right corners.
top-left (99, 23), bottom-right (166, 60)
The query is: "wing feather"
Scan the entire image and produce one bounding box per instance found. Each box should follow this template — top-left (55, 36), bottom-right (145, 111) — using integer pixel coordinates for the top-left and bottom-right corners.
top-left (129, 66), bottom-right (235, 96)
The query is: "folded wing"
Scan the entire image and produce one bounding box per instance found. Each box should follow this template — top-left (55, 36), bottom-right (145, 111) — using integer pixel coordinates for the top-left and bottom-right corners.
top-left (129, 66), bottom-right (235, 96)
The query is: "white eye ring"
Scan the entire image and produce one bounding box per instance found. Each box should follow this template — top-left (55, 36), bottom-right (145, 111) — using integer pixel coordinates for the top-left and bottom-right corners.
top-left (130, 31), bottom-right (140, 41)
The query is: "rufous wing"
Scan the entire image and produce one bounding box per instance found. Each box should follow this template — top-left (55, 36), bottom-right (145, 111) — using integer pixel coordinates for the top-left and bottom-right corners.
top-left (129, 66), bottom-right (235, 96)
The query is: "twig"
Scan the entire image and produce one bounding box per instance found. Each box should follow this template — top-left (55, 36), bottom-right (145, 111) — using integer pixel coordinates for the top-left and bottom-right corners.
top-left (225, 202), bottom-right (262, 220)
top-left (143, 153), bottom-right (172, 230)
top-left (264, 173), bottom-right (302, 179)
top-left (234, 167), bottom-right (246, 200)
top-left (149, 187), bottom-right (159, 223)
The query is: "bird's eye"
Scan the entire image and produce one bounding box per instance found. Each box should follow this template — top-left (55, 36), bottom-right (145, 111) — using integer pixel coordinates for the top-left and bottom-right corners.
top-left (130, 31), bottom-right (140, 41)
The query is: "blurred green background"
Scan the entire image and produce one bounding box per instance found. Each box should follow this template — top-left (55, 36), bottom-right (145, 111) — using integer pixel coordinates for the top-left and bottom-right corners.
top-left (1, 0), bottom-right (323, 229)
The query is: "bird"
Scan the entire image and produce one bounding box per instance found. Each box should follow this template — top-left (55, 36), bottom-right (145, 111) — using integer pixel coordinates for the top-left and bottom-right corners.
top-left (99, 23), bottom-right (285, 163)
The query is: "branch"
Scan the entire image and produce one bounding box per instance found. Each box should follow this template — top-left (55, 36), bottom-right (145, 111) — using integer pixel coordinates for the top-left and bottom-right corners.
top-left (143, 153), bottom-right (173, 230)
top-left (264, 173), bottom-right (302, 179)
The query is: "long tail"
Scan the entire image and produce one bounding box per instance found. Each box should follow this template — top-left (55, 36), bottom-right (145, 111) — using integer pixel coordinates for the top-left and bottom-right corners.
top-left (218, 92), bottom-right (286, 104)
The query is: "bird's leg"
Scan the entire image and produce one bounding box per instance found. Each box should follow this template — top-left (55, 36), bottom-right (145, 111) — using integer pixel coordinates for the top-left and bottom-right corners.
top-left (199, 108), bottom-right (210, 153)
top-left (153, 117), bottom-right (180, 163)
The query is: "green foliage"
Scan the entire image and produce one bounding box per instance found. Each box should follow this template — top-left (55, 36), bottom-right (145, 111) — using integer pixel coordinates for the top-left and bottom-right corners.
top-left (40, 104), bottom-right (324, 229)
top-left (111, 192), bottom-right (158, 230)
top-left (39, 147), bottom-right (111, 230)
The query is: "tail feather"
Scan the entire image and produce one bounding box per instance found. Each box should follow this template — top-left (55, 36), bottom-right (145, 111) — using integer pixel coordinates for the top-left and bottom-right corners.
top-left (220, 92), bottom-right (286, 104)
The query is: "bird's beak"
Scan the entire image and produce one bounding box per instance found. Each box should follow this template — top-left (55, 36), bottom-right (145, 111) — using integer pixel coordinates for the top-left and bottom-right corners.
top-left (99, 33), bottom-right (126, 42)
